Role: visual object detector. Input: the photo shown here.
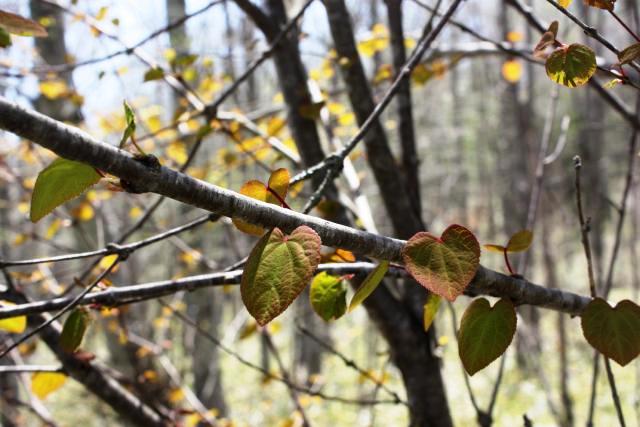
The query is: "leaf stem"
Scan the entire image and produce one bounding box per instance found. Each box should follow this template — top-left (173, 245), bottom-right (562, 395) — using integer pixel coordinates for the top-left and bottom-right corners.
top-left (266, 186), bottom-right (291, 210)
top-left (503, 249), bottom-right (514, 275)
top-left (609, 10), bottom-right (640, 43)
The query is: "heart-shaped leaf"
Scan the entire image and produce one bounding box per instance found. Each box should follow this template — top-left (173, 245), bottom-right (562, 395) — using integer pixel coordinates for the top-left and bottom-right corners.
top-left (423, 294), bottom-right (442, 331)
top-left (402, 225), bottom-right (480, 301)
top-left (310, 272), bottom-right (347, 321)
top-left (60, 308), bottom-right (91, 353)
top-left (546, 44), bottom-right (596, 88)
top-left (581, 298), bottom-right (640, 366)
top-left (241, 226), bottom-right (321, 325)
top-left (30, 158), bottom-right (102, 222)
top-left (619, 43), bottom-right (640, 65)
top-left (233, 168), bottom-right (290, 235)
top-left (458, 298), bottom-right (517, 376)
top-left (348, 261), bottom-right (389, 311)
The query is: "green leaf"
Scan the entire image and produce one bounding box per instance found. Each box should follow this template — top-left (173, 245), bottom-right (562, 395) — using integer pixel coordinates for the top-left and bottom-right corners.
top-left (402, 225), bottom-right (480, 301)
top-left (310, 272), bottom-right (347, 321)
top-left (241, 226), bottom-right (322, 325)
top-left (581, 298), bottom-right (640, 366)
top-left (545, 44), bottom-right (596, 88)
top-left (30, 158), bottom-right (101, 222)
top-left (0, 27), bottom-right (11, 48)
top-left (60, 308), bottom-right (90, 353)
top-left (348, 261), bottom-right (389, 311)
top-left (618, 43), bottom-right (640, 65)
top-left (458, 298), bottom-right (517, 376)
top-left (423, 294), bottom-right (442, 331)
top-left (506, 230), bottom-right (533, 252)
top-left (143, 67), bottom-right (165, 82)
top-left (119, 101), bottom-right (136, 148)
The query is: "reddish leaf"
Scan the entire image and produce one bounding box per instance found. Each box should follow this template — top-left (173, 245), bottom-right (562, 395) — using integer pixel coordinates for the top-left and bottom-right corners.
top-left (241, 226), bottom-right (321, 325)
top-left (402, 225), bottom-right (480, 301)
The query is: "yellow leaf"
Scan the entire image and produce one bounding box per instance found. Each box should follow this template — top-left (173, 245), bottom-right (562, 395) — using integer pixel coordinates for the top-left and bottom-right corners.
top-left (507, 31), bottom-right (523, 42)
top-left (71, 202), bottom-right (94, 221)
top-left (0, 301), bottom-right (26, 333)
top-left (39, 80), bottom-right (68, 100)
top-left (338, 112), bottom-right (355, 127)
top-left (31, 372), bottom-right (66, 399)
top-left (45, 218), bottom-right (62, 239)
top-left (266, 117), bottom-right (286, 137)
top-left (99, 254), bottom-right (119, 271)
top-left (558, 0), bottom-right (573, 7)
top-left (129, 206), bottom-right (142, 219)
top-left (502, 59), bottom-right (523, 83)
top-left (166, 141), bottom-right (188, 164)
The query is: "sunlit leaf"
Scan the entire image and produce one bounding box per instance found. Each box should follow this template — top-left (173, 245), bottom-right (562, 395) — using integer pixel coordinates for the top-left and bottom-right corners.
top-left (0, 10), bottom-right (47, 37)
top-left (30, 158), bottom-right (101, 222)
top-left (402, 225), bottom-right (480, 301)
top-left (348, 261), bottom-right (389, 311)
top-left (458, 298), bottom-right (517, 375)
top-left (267, 168), bottom-right (290, 202)
top-left (502, 59), bottom-right (523, 83)
top-left (483, 244), bottom-right (506, 253)
top-left (31, 372), bottom-right (67, 399)
top-left (581, 298), bottom-right (640, 366)
top-left (546, 44), bottom-right (596, 87)
top-left (423, 294), bottom-right (442, 331)
top-left (0, 301), bottom-right (26, 333)
top-left (241, 226), bottom-right (322, 325)
top-left (310, 272), bottom-right (347, 321)
top-left (39, 80), bottom-right (68, 100)
top-left (60, 308), bottom-right (90, 353)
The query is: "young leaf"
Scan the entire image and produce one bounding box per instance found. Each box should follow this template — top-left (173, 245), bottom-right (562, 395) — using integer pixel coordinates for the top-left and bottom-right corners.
top-left (533, 21), bottom-right (558, 58)
top-left (31, 372), bottom-right (67, 399)
top-left (0, 10), bottom-right (47, 37)
top-left (119, 101), bottom-right (136, 148)
top-left (233, 168), bottom-right (291, 236)
top-left (506, 230), bottom-right (533, 252)
top-left (581, 298), bottom-right (640, 366)
top-left (423, 294), bottom-right (442, 331)
top-left (241, 226), bottom-right (321, 326)
top-left (30, 158), bottom-right (102, 222)
top-left (402, 225), bottom-right (480, 301)
top-left (618, 43), bottom-right (640, 65)
top-left (458, 298), bottom-right (517, 376)
top-left (0, 301), bottom-right (26, 333)
top-left (584, 0), bottom-right (615, 11)
top-left (310, 272), bottom-right (347, 321)
top-left (348, 261), bottom-right (389, 311)
top-left (60, 308), bottom-right (91, 353)
top-left (545, 44), bottom-right (596, 88)
top-left (484, 244), bottom-right (506, 253)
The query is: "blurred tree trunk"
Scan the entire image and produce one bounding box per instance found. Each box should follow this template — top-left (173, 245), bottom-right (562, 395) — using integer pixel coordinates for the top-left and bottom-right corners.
top-left (165, 0), bottom-right (228, 413)
top-left (498, 1), bottom-right (539, 368)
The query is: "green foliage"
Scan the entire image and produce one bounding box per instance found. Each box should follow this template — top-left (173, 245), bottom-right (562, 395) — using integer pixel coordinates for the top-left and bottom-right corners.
top-left (402, 225), bottom-right (480, 301)
top-left (485, 229), bottom-right (533, 254)
top-left (241, 226), bottom-right (321, 325)
top-left (458, 298), bottom-right (517, 376)
top-left (581, 298), bottom-right (640, 366)
top-left (60, 308), bottom-right (91, 353)
top-left (30, 158), bottom-right (102, 223)
top-left (119, 101), bottom-right (136, 148)
top-left (143, 67), bottom-right (165, 82)
top-left (0, 26), bottom-right (10, 48)
top-left (310, 272), bottom-right (347, 321)
top-left (348, 261), bottom-right (389, 311)
top-left (545, 44), bottom-right (596, 88)
top-left (423, 294), bottom-right (442, 331)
